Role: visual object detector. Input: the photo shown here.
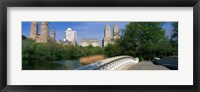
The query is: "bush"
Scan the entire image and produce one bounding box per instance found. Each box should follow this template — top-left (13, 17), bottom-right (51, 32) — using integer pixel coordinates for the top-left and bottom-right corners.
top-left (22, 40), bottom-right (106, 61)
top-left (22, 39), bottom-right (36, 59)
top-left (104, 43), bottom-right (122, 57)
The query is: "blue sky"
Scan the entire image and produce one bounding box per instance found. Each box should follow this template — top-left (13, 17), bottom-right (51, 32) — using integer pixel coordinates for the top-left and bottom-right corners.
top-left (22, 22), bottom-right (173, 46)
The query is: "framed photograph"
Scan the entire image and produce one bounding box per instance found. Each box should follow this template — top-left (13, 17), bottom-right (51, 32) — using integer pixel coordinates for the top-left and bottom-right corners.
top-left (0, 0), bottom-right (199, 92)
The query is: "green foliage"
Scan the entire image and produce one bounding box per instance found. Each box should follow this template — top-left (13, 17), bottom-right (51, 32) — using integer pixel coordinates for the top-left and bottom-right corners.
top-left (171, 22), bottom-right (178, 42)
top-left (170, 22), bottom-right (178, 55)
top-left (22, 39), bottom-right (36, 59)
top-left (22, 39), bottom-right (105, 61)
top-left (104, 43), bottom-right (122, 57)
top-left (80, 46), bottom-right (104, 57)
top-left (34, 43), bottom-right (51, 59)
top-left (63, 45), bottom-right (82, 59)
top-left (119, 22), bottom-right (178, 60)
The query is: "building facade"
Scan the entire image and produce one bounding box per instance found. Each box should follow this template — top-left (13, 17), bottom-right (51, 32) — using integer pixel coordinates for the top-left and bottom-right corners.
top-left (102, 23), bottom-right (112, 47)
top-left (80, 39), bottom-right (99, 47)
top-left (102, 22), bottom-right (119, 47)
top-left (113, 23), bottom-right (120, 40)
top-left (30, 22), bottom-right (55, 43)
top-left (49, 27), bottom-right (56, 42)
top-left (64, 28), bottom-right (77, 45)
top-left (30, 22), bottom-right (38, 40)
top-left (37, 22), bottom-right (49, 43)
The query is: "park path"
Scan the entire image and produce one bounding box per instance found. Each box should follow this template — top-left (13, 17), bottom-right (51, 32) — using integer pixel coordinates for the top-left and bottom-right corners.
top-left (127, 61), bottom-right (169, 70)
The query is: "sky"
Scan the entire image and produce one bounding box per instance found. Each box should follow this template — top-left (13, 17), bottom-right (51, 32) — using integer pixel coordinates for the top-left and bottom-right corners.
top-left (22, 22), bottom-right (173, 46)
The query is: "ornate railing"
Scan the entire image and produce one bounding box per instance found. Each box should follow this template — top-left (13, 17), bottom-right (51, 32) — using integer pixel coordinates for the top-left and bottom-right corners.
top-left (76, 56), bottom-right (139, 70)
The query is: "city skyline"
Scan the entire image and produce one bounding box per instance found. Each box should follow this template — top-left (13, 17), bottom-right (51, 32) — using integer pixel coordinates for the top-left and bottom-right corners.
top-left (22, 22), bottom-right (173, 46)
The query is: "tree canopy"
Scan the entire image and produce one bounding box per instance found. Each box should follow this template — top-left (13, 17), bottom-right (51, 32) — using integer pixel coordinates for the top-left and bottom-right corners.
top-left (118, 22), bottom-right (178, 60)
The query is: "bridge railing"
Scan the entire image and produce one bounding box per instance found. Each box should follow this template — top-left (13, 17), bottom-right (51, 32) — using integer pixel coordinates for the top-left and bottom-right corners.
top-left (76, 56), bottom-right (139, 70)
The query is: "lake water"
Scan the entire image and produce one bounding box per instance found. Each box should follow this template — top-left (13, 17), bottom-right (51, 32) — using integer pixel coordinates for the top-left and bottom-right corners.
top-left (22, 60), bottom-right (81, 70)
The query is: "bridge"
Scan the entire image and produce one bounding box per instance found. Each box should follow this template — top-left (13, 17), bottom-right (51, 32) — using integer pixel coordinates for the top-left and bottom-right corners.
top-left (76, 56), bottom-right (139, 70)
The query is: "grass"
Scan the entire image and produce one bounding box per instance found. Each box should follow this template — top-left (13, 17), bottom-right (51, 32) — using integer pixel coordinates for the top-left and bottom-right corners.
top-left (79, 55), bottom-right (106, 65)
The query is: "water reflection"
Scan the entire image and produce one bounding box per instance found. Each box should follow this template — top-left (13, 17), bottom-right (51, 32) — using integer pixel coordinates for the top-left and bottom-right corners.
top-left (22, 60), bottom-right (81, 70)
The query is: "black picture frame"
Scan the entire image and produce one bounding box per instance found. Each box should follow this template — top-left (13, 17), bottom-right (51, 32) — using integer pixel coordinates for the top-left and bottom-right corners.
top-left (0, 0), bottom-right (199, 92)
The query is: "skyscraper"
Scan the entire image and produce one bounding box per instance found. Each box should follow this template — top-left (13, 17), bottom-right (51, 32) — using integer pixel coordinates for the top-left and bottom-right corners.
top-left (30, 22), bottom-right (38, 40)
top-left (40, 22), bottom-right (49, 43)
top-left (64, 28), bottom-right (77, 45)
top-left (113, 22), bottom-right (120, 40)
top-left (49, 27), bottom-right (56, 42)
top-left (102, 22), bottom-right (111, 47)
top-left (29, 21), bottom-right (56, 43)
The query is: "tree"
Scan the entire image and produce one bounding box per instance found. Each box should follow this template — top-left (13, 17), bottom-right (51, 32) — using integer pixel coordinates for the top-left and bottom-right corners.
top-left (34, 43), bottom-right (51, 59)
top-left (171, 22), bottom-right (178, 42)
top-left (104, 43), bottom-right (122, 57)
top-left (22, 39), bottom-right (36, 59)
top-left (169, 22), bottom-right (178, 56)
top-left (119, 22), bottom-right (170, 60)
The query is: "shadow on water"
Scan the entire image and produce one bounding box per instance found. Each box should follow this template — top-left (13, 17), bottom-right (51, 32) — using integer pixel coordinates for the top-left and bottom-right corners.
top-left (22, 59), bottom-right (81, 70)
